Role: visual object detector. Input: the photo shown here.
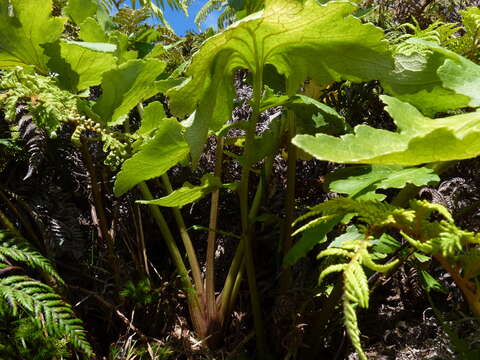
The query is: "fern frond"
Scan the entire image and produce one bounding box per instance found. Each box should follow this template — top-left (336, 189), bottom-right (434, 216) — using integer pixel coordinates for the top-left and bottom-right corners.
top-left (0, 231), bottom-right (63, 284)
top-left (292, 214), bottom-right (339, 237)
top-left (217, 6), bottom-right (237, 29)
top-left (318, 263), bottom-right (347, 284)
top-left (194, 0), bottom-right (223, 27)
top-left (0, 275), bottom-right (93, 357)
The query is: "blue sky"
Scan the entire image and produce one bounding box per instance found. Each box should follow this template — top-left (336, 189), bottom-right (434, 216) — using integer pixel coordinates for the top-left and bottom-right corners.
top-left (162, 0), bottom-right (220, 35)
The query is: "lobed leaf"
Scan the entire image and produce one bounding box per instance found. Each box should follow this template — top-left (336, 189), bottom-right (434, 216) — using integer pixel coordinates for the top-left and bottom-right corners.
top-left (44, 40), bottom-right (117, 92)
top-left (328, 165), bottom-right (439, 199)
top-left (168, 0), bottom-right (394, 164)
top-left (293, 96), bottom-right (480, 165)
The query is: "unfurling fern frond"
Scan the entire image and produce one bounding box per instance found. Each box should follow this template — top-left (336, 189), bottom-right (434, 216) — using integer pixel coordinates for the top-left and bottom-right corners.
top-left (0, 231), bottom-right (93, 357)
top-left (0, 68), bottom-right (127, 169)
top-left (317, 239), bottom-right (398, 360)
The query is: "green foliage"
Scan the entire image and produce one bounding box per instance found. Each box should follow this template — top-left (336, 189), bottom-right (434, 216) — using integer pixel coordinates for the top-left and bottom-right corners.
top-left (120, 278), bottom-right (155, 305)
top-left (0, 231), bottom-right (92, 357)
top-left (168, 0), bottom-right (394, 164)
top-left (454, 8), bottom-right (480, 62)
top-left (0, 68), bottom-right (127, 168)
top-left (317, 239), bottom-right (395, 360)
top-left (138, 173), bottom-right (222, 208)
top-left (114, 117), bottom-right (189, 196)
top-left (283, 215), bottom-right (342, 267)
top-left (326, 165), bottom-right (440, 200)
top-left (293, 96), bottom-right (480, 165)
top-left (44, 40), bottom-right (117, 92)
top-left (0, 0), bottom-right (66, 72)
top-left (65, 0), bottom-right (98, 25)
top-left (92, 59), bottom-right (171, 125)
top-left (0, 68), bottom-right (78, 133)
top-left (294, 197), bottom-right (480, 358)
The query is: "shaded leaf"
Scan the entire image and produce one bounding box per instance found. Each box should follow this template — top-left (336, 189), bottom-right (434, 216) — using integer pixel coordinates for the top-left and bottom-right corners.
top-left (44, 40), bottom-right (116, 92)
top-left (328, 165), bottom-right (439, 198)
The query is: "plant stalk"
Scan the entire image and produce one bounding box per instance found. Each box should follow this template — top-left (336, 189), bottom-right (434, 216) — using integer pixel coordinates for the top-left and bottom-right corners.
top-left (238, 66), bottom-right (268, 357)
top-left (80, 138), bottom-right (121, 292)
top-left (160, 174), bottom-right (204, 300)
top-left (281, 110), bottom-right (297, 291)
top-left (206, 136), bottom-right (224, 324)
top-left (137, 182), bottom-right (206, 332)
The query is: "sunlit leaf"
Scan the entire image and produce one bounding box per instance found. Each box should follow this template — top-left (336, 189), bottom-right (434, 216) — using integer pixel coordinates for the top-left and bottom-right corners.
top-left (0, 0), bottom-right (65, 72)
top-left (293, 96), bottom-right (480, 165)
top-left (114, 118), bottom-right (189, 196)
top-left (168, 0), bottom-right (394, 164)
top-left (44, 40), bottom-right (116, 92)
top-left (65, 0), bottom-right (98, 25)
top-left (93, 59), bottom-right (169, 125)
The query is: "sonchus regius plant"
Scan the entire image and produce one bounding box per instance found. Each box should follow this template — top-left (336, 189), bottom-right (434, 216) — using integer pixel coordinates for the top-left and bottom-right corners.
top-left (0, 0), bottom-right (479, 358)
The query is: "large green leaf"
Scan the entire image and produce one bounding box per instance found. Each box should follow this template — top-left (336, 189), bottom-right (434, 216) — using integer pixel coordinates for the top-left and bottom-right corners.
top-left (0, 0), bottom-right (65, 72)
top-left (168, 0), bottom-right (394, 164)
top-left (384, 39), bottom-right (480, 115)
top-left (65, 0), bottom-right (98, 25)
top-left (44, 40), bottom-right (116, 92)
top-left (293, 96), bottom-right (480, 165)
top-left (114, 118), bottom-right (189, 196)
top-left (93, 59), bottom-right (168, 125)
top-left (137, 174), bottom-right (222, 208)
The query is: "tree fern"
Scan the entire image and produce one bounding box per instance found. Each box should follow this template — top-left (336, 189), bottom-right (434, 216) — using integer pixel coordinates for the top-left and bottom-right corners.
top-left (295, 198), bottom-right (480, 358)
top-left (0, 230), bottom-right (93, 357)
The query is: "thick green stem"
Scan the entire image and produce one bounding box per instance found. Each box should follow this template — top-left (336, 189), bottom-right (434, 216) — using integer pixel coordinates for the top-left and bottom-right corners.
top-left (206, 136), bottom-right (224, 321)
top-left (280, 110), bottom-right (297, 291)
top-left (238, 68), bottom-right (268, 357)
top-left (160, 174), bottom-right (204, 299)
top-left (218, 240), bottom-right (244, 318)
top-left (137, 182), bottom-right (205, 332)
top-left (136, 102), bottom-right (204, 299)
